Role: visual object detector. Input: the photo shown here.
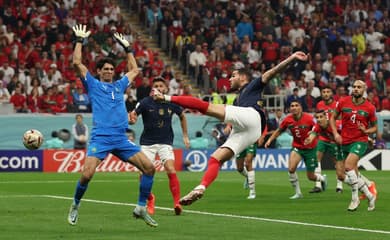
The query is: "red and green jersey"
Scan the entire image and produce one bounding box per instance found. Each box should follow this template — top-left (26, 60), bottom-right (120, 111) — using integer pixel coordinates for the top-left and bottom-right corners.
top-left (335, 96), bottom-right (377, 144)
top-left (316, 99), bottom-right (337, 120)
top-left (313, 120), bottom-right (341, 143)
top-left (279, 112), bottom-right (317, 149)
top-left (316, 99), bottom-right (337, 141)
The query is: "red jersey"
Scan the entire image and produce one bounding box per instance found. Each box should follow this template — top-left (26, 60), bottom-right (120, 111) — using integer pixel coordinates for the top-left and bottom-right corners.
top-left (279, 113), bottom-right (317, 149)
top-left (313, 120), bottom-right (341, 143)
top-left (335, 96), bottom-right (377, 144)
top-left (316, 99), bottom-right (337, 141)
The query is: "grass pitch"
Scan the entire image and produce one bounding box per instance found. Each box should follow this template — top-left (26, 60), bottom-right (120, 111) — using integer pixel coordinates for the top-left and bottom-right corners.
top-left (0, 171), bottom-right (389, 240)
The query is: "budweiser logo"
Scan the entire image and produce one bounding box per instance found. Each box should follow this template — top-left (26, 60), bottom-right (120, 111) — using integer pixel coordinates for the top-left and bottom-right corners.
top-left (52, 150), bottom-right (164, 173)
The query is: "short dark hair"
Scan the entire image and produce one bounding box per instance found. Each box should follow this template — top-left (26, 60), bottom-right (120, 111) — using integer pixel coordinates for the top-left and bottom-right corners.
top-left (290, 99), bottom-right (301, 106)
top-left (152, 77), bottom-right (167, 86)
top-left (237, 68), bottom-right (252, 81)
top-left (321, 85), bottom-right (333, 91)
top-left (96, 58), bottom-right (115, 70)
top-left (315, 109), bottom-right (325, 114)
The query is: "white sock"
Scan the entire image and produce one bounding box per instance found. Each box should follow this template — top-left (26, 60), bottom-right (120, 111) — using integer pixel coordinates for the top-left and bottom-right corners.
top-left (359, 173), bottom-right (372, 186)
top-left (314, 162), bottom-right (322, 188)
top-left (336, 179), bottom-right (343, 189)
top-left (357, 175), bottom-right (374, 199)
top-left (289, 172), bottom-right (301, 195)
top-left (194, 185), bottom-right (206, 191)
top-left (247, 170), bottom-right (255, 192)
top-left (315, 173), bottom-right (325, 182)
top-left (345, 170), bottom-right (359, 201)
top-left (239, 168), bottom-right (248, 177)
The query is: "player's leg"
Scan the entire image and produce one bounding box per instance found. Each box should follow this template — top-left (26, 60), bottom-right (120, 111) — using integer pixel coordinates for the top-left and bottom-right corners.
top-left (245, 150), bottom-right (256, 199)
top-left (180, 106), bottom-right (262, 205)
top-left (159, 145), bottom-right (182, 215)
top-left (236, 152), bottom-right (248, 189)
top-left (140, 145), bottom-right (157, 215)
top-left (288, 150), bottom-right (303, 199)
top-left (151, 89), bottom-right (227, 122)
top-left (303, 149), bottom-right (327, 191)
top-left (68, 156), bottom-right (101, 225)
top-left (310, 143), bottom-right (324, 193)
top-left (128, 151), bottom-right (158, 227)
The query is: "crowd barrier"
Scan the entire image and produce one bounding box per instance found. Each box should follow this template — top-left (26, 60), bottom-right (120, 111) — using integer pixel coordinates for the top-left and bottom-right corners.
top-left (1, 149), bottom-right (388, 172)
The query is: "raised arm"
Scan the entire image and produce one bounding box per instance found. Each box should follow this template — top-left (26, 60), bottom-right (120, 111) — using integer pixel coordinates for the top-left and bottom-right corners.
top-left (262, 51), bottom-right (308, 84)
top-left (330, 110), bottom-right (342, 145)
top-left (264, 128), bottom-right (283, 148)
top-left (113, 32), bottom-right (138, 81)
top-left (179, 112), bottom-right (190, 149)
top-left (72, 25), bottom-right (91, 78)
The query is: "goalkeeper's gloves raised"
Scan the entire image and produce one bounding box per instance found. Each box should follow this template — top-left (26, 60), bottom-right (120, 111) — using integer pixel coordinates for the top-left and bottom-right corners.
top-left (113, 32), bottom-right (132, 53)
top-left (72, 24), bottom-right (91, 43)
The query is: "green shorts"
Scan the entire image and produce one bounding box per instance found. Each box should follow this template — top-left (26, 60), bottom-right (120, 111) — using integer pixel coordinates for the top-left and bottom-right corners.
top-left (341, 142), bottom-right (368, 159)
top-left (236, 143), bottom-right (257, 159)
top-left (292, 147), bottom-right (318, 172)
top-left (317, 140), bottom-right (342, 161)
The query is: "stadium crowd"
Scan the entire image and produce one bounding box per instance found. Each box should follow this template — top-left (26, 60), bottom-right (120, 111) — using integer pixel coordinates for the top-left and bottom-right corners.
top-left (0, 0), bottom-right (390, 114)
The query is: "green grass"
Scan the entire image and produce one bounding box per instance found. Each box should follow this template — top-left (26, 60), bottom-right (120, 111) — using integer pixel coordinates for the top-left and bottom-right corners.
top-left (0, 171), bottom-right (389, 240)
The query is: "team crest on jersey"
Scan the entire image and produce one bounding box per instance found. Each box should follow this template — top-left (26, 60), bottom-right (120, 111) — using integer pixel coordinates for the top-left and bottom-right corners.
top-left (257, 100), bottom-right (264, 107)
top-left (159, 109), bottom-right (164, 115)
top-left (91, 147), bottom-right (97, 153)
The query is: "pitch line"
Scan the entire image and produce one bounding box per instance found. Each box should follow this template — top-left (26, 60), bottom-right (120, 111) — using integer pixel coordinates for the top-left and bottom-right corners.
top-left (7, 194), bottom-right (389, 235)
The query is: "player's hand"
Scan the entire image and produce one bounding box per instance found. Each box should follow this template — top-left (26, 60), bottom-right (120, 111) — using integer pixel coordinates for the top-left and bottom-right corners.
top-left (334, 133), bottom-right (342, 145)
top-left (264, 140), bottom-right (271, 148)
top-left (292, 51), bottom-right (308, 61)
top-left (113, 32), bottom-right (131, 52)
top-left (72, 24), bottom-right (91, 39)
top-left (128, 111), bottom-right (137, 124)
top-left (150, 88), bottom-right (165, 101)
top-left (183, 135), bottom-right (190, 149)
top-left (358, 122), bottom-right (367, 134)
top-left (303, 136), bottom-right (312, 145)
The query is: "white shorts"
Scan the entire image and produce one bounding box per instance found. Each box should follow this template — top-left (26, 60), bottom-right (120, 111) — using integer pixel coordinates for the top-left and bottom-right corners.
top-left (221, 105), bottom-right (262, 155)
top-left (141, 144), bottom-right (174, 164)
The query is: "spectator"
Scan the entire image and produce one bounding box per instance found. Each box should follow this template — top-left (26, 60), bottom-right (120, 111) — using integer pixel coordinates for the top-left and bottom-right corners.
top-left (72, 114), bottom-right (88, 150)
top-left (10, 86), bottom-right (28, 113)
top-left (286, 87), bottom-right (301, 109)
top-left (0, 80), bottom-right (10, 103)
top-left (365, 25), bottom-right (385, 52)
top-left (190, 131), bottom-right (210, 149)
top-left (26, 87), bottom-right (41, 113)
top-left (189, 45), bottom-right (207, 87)
top-left (236, 15), bottom-right (254, 41)
top-left (302, 63), bottom-right (315, 83)
top-left (332, 47), bottom-right (350, 81)
top-left (261, 34), bottom-right (279, 68)
top-left (72, 85), bottom-right (90, 112)
top-left (381, 93), bottom-right (390, 111)
top-left (45, 131), bottom-right (65, 149)
top-left (288, 20), bottom-right (305, 48)
top-left (0, 61), bottom-right (15, 85)
top-left (169, 72), bottom-right (183, 96)
top-left (136, 77), bottom-right (152, 101)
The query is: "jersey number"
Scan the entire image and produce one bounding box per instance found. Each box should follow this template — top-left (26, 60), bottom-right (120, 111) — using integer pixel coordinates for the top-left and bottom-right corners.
top-left (350, 114), bottom-right (356, 124)
top-left (294, 129), bottom-right (301, 138)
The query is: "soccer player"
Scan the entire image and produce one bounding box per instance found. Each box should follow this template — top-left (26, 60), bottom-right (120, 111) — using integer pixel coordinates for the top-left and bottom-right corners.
top-left (67, 25), bottom-right (158, 227)
top-left (129, 77), bottom-right (190, 215)
top-left (330, 80), bottom-right (377, 211)
top-left (264, 100), bottom-right (328, 199)
top-left (236, 142), bottom-right (258, 199)
top-left (151, 51), bottom-right (309, 205)
top-left (310, 85), bottom-right (343, 193)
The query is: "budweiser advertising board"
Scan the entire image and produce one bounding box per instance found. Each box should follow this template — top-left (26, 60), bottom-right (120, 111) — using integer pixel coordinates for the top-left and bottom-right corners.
top-left (43, 149), bottom-right (183, 173)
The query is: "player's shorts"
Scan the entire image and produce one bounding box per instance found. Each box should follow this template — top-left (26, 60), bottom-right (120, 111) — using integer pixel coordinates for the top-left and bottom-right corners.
top-left (221, 105), bottom-right (262, 155)
top-left (87, 134), bottom-right (140, 161)
top-left (141, 144), bottom-right (174, 164)
top-left (317, 140), bottom-right (342, 161)
top-left (236, 143), bottom-right (257, 159)
top-left (341, 142), bottom-right (368, 158)
top-left (292, 147), bottom-right (318, 172)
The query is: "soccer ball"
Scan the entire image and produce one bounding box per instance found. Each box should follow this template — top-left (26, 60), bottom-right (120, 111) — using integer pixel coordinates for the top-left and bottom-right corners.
top-left (23, 129), bottom-right (44, 150)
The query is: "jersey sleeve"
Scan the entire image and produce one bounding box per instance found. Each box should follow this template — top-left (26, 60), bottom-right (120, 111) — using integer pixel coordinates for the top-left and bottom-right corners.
top-left (279, 116), bottom-right (289, 131)
top-left (368, 105), bottom-right (378, 125)
top-left (118, 75), bottom-right (130, 92)
top-left (171, 102), bottom-right (184, 115)
top-left (134, 98), bottom-right (146, 115)
top-left (83, 71), bottom-right (98, 91)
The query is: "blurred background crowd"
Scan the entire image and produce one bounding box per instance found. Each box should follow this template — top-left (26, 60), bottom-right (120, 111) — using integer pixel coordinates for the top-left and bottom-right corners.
top-left (0, 0), bottom-right (389, 114)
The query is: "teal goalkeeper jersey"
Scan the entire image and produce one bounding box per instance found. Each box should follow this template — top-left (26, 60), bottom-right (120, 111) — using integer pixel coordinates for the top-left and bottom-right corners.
top-left (83, 71), bottom-right (129, 136)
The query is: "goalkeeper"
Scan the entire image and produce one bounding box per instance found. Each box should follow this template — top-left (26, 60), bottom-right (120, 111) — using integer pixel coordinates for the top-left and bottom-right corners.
top-left (67, 24), bottom-right (158, 227)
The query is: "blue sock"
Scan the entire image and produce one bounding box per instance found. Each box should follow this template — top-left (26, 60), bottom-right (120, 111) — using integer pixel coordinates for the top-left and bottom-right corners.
top-left (138, 174), bottom-right (154, 206)
top-left (73, 180), bottom-right (88, 205)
